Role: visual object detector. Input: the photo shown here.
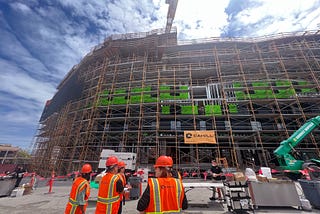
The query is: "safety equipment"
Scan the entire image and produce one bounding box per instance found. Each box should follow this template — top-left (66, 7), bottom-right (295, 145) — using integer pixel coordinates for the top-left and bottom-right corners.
top-left (106, 156), bottom-right (119, 167)
top-left (96, 173), bottom-right (121, 213)
top-left (154, 156), bottom-right (173, 168)
top-left (81, 164), bottom-right (92, 174)
top-left (118, 161), bottom-right (126, 168)
top-left (145, 177), bottom-right (184, 213)
top-left (167, 156), bottom-right (173, 166)
top-left (65, 177), bottom-right (90, 213)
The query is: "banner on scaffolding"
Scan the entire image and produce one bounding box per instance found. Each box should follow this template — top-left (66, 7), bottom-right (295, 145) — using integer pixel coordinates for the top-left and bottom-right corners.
top-left (184, 130), bottom-right (216, 144)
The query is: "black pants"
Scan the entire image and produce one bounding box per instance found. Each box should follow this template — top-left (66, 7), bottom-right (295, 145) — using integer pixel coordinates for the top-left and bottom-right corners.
top-left (15, 178), bottom-right (23, 187)
top-left (118, 200), bottom-right (123, 214)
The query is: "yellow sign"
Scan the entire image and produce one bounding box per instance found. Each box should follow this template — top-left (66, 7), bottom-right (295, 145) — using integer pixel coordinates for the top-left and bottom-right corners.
top-left (184, 131), bottom-right (216, 144)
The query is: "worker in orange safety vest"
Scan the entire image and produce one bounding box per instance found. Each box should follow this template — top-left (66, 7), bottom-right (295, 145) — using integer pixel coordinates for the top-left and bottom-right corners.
top-left (137, 155), bottom-right (188, 213)
top-left (65, 163), bottom-right (92, 214)
top-left (95, 156), bottom-right (124, 214)
top-left (117, 161), bottom-right (127, 214)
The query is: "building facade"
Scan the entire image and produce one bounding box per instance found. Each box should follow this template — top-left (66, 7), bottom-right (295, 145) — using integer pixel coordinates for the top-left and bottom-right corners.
top-left (31, 28), bottom-right (320, 176)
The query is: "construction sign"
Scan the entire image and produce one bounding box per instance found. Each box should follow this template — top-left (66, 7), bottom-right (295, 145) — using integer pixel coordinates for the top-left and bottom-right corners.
top-left (184, 130), bottom-right (216, 144)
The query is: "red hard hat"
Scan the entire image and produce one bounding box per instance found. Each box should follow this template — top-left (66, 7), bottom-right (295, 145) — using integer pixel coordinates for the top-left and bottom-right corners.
top-left (106, 156), bottom-right (119, 167)
top-left (118, 161), bottom-right (126, 168)
top-left (154, 156), bottom-right (173, 168)
top-left (81, 164), bottom-right (92, 174)
top-left (167, 156), bottom-right (173, 166)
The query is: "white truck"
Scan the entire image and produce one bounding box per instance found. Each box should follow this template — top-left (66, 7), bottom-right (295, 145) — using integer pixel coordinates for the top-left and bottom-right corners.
top-left (98, 149), bottom-right (137, 171)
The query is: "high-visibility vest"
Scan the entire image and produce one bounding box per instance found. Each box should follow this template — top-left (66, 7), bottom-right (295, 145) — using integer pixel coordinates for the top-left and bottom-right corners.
top-left (145, 177), bottom-right (184, 214)
top-left (95, 173), bottom-right (121, 214)
top-left (65, 177), bottom-right (90, 214)
top-left (117, 173), bottom-right (126, 201)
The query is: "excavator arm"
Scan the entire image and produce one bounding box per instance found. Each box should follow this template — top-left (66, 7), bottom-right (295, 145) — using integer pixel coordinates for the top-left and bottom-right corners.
top-left (274, 116), bottom-right (320, 170)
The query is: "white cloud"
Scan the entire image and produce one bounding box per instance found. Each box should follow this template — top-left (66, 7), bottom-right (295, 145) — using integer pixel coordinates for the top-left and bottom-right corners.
top-left (0, 59), bottom-right (56, 102)
top-left (228, 0), bottom-right (320, 36)
top-left (175, 0), bottom-right (230, 39)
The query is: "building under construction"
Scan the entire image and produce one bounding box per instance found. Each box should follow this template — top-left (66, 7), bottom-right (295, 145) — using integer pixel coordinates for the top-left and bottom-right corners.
top-left (30, 27), bottom-right (320, 176)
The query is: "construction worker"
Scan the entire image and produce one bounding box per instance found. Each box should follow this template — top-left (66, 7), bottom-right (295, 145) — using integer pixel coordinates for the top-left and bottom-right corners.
top-left (137, 155), bottom-right (188, 213)
top-left (208, 160), bottom-right (226, 201)
top-left (14, 166), bottom-right (26, 187)
top-left (65, 163), bottom-right (92, 214)
top-left (95, 156), bottom-right (124, 214)
top-left (117, 161), bottom-right (127, 214)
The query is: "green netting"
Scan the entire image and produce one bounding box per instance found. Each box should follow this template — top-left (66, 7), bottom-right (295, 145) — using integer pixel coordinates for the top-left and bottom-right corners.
top-left (131, 87), bottom-right (143, 93)
top-left (228, 104), bottom-right (238, 113)
top-left (235, 91), bottom-right (247, 100)
top-left (160, 85), bottom-right (170, 90)
top-left (101, 90), bottom-right (110, 96)
top-left (180, 86), bottom-right (188, 90)
top-left (301, 88), bottom-right (316, 93)
top-left (233, 82), bottom-right (243, 88)
top-left (205, 105), bottom-right (222, 115)
top-left (160, 92), bottom-right (172, 100)
top-left (181, 105), bottom-right (198, 115)
top-left (143, 95), bottom-right (157, 103)
top-left (98, 98), bottom-right (109, 106)
top-left (178, 92), bottom-right (189, 99)
top-left (130, 95), bottom-right (141, 104)
top-left (112, 96), bottom-right (126, 104)
top-left (275, 88), bottom-right (295, 98)
top-left (162, 105), bottom-right (170, 114)
top-left (251, 90), bottom-right (274, 99)
top-left (114, 89), bottom-right (126, 94)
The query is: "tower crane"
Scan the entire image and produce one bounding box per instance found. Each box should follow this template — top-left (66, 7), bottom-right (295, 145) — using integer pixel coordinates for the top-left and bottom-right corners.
top-left (165, 0), bottom-right (178, 34)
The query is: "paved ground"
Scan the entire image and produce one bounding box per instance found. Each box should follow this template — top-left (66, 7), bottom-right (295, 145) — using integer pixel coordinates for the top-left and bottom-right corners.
top-left (0, 178), bottom-right (319, 214)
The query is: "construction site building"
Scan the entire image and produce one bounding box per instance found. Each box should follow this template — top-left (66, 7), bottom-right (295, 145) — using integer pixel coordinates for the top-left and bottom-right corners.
top-left (31, 28), bottom-right (320, 176)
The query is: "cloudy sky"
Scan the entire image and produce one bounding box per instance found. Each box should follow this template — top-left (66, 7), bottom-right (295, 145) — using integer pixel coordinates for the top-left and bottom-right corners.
top-left (1, 0), bottom-right (320, 150)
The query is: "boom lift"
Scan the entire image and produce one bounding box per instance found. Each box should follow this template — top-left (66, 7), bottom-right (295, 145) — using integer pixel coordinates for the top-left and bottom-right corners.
top-left (274, 116), bottom-right (320, 180)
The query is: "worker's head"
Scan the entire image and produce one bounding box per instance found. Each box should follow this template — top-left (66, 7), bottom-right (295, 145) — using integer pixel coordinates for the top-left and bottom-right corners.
top-left (105, 156), bottom-right (119, 173)
top-left (211, 160), bottom-right (217, 166)
top-left (118, 161), bottom-right (126, 173)
top-left (154, 156), bottom-right (173, 178)
top-left (81, 163), bottom-right (92, 181)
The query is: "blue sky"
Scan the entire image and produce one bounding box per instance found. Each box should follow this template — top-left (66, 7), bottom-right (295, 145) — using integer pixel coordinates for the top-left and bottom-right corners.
top-left (0, 0), bottom-right (319, 150)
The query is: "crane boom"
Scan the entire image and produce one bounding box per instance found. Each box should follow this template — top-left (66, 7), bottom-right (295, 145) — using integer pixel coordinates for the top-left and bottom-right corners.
top-left (165, 0), bottom-right (178, 34)
top-left (274, 116), bottom-right (320, 170)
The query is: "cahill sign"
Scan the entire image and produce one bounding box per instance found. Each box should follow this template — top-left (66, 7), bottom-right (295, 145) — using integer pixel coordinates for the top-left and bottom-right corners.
top-left (184, 130), bottom-right (216, 144)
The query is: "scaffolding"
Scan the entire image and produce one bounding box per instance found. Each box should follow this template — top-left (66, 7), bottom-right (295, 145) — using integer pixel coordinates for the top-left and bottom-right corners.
top-left (31, 28), bottom-right (320, 176)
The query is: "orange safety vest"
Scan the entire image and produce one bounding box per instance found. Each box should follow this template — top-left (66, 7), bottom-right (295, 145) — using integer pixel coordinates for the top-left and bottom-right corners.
top-left (145, 177), bottom-right (184, 214)
top-left (95, 173), bottom-right (121, 214)
top-left (65, 177), bottom-right (90, 214)
top-left (118, 173), bottom-right (126, 201)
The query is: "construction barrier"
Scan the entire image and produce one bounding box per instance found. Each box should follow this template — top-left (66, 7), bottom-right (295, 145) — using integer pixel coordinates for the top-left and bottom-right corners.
top-left (299, 179), bottom-right (320, 209)
top-left (128, 177), bottom-right (142, 200)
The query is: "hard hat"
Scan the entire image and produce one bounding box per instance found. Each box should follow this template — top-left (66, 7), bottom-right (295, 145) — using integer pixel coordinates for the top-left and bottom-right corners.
top-left (154, 156), bottom-right (173, 168)
top-left (106, 156), bottom-right (119, 167)
top-left (118, 161), bottom-right (126, 168)
top-left (81, 164), bottom-right (92, 174)
top-left (167, 156), bottom-right (173, 166)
